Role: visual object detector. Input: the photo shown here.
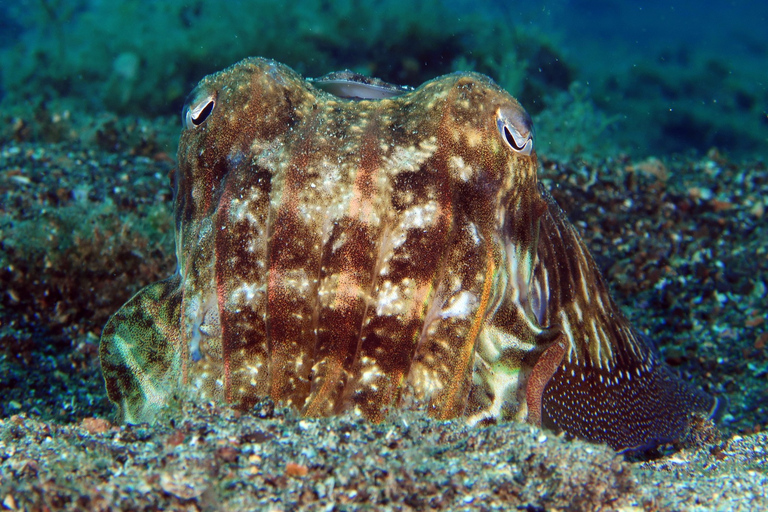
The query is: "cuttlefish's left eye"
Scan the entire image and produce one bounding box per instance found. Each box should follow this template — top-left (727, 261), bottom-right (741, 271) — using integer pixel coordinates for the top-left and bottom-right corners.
top-left (182, 91), bottom-right (216, 129)
top-left (497, 107), bottom-right (534, 156)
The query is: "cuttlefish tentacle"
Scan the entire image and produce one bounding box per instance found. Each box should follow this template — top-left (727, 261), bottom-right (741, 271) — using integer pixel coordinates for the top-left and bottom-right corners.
top-left (100, 275), bottom-right (184, 420)
top-left (525, 329), bottom-right (567, 427)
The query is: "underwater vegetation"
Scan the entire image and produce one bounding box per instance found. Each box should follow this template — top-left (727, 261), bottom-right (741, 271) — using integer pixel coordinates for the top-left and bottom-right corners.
top-left (0, 0), bottom-right (569, 116)
top-left (4, 0), bottom-right (766, 160)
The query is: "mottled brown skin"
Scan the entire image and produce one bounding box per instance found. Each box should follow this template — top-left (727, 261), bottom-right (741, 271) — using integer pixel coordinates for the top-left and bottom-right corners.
top-left (100, 57), bottom-right (717, 453)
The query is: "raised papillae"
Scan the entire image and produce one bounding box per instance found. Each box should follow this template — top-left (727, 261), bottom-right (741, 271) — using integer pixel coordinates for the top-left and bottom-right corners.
top-left (100, 57), bottom-right (718, 453)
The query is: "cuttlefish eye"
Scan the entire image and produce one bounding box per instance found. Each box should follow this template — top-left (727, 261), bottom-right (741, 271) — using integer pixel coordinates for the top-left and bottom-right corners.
top-left (497, 107), bottom-right (534, 156)
top-left (182, 92), bottom-right (216, 129)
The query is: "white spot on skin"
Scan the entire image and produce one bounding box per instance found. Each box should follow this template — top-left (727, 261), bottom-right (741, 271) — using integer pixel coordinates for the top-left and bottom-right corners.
top-left (558, 311), bottom-right (577, 362)
top-left (375, 279), bottom-right (415, 316)
top-left (572, 302), bottom-right (583, 322)
top-left (467, 222), bottom-right (481, 246)
top-left (448, 155), bottom-right (475, 181)
top-left (375, 201), bottom-right (440, 273)
top-left (441, 291), bottom-right (478, 319)
top-left (401, 201), bottom-right (439, 230)
top-left (590, 322), bottom-right (602, 369)
top-left (504, 241), bottom-right (541, 336)
top-left (198, 218), bottom-right (213, 243)
top-left (358, 358), bottom-right (384, 385)
top-left (183, 293), bottom-right (207, 362)
top-left (598, 324), bottom-right (614, 367)
top-left (376, 281), bottom-right (403, 316)
top-left (533, 267), bottom-right (550, 325)
top-left (231, 282), bottom-right (265, 304)
top-left (282, 269), bottom-right (313, 296)
top-left (418, 136), bottom-right (439, 153)
top-left (383, 137), bottom-right (438, 174)
top-left (595, 291), bottom-right (606, 313)
top-left (577, 245), bottom-right (591, 303)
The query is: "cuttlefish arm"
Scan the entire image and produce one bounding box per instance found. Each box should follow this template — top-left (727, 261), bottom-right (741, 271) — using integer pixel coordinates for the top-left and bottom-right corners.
top-left (529, 185), bottom-right (719, 453)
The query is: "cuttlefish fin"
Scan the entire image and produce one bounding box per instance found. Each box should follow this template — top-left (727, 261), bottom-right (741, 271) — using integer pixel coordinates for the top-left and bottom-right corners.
top-left (534, 185), bottom-right (719, 453)
top-left (99, 274), bottom-right (183, 423)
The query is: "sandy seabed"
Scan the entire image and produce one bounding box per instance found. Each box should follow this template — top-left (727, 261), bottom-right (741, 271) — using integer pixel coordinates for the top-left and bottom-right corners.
top-left (1, 134), bottom-right (767, 511)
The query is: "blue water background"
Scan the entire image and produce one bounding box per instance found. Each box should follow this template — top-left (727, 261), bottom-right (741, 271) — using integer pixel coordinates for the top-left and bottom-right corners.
top-left (0, 0), bottom-right (766, 157)
top-left (474, 1), bottom-right (768, 157)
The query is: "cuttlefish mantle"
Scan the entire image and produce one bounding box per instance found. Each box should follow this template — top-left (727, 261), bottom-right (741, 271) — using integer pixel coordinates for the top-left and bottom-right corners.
top-left (100, 57), bottom-right (719, 454)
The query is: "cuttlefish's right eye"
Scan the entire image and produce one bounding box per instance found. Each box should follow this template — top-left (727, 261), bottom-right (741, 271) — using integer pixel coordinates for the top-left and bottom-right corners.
top-left (182, 90), bottom-right (216, 129)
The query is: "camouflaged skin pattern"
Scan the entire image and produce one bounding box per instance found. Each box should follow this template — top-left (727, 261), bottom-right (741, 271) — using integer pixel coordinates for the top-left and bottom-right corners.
top-left (100, 58), bottom-right (715, 453)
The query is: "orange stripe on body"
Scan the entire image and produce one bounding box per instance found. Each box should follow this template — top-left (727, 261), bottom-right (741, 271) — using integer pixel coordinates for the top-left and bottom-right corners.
top-left (217, 272), bottom-right (232, 401)
top-left (267, 156), bottom-right (312, 402)
top-left (439, 241), bottom-right (496, 418)
top-left (304, 115), bottom-right (381, 414)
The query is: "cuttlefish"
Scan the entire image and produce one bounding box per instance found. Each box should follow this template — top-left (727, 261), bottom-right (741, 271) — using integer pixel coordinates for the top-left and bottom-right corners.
top-left (100, 57), bottom-right (718, 453)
